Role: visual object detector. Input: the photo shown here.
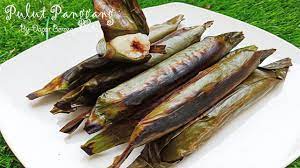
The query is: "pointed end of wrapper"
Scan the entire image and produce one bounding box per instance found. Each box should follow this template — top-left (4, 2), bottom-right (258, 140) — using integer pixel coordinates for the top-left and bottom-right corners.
top-left (262, 57), bottom-right (292, 69)
top-left (60, 110), bottom-right (91, 134)
top-left (204, 20), bottom-right (214, 29)
top-left (60, 126), bottom-right (76, 134)
top-left (81, 144), bottom-right (95, 156)
top-left (26, 92), bottom-right (39, 100)
top-left (60, 119), bottom-right (84, 134)
top-left (26, 76), bottom-right (67, 100)
top-left (50, 107), bottom-right (70, 115)
top-left (54, 101), bottom-right (72, 112)
top-left (221, 32), bottom-right (245, 48)
top-left (81, 133), bottom-right (117, 155)
top-left (232, 31), bottom-right (245, 42)
top-left (26, 86), bottom-right (57, 100)
top-left (256, 48), bottom-right (277, 63)
top-left (167, 14), bottom-right (185, 25)
top-left (222, 31), bottom-right (244, 38)
top-left (242, 45), bottom-right (258, 51)
top-left (261, 57), bottom-right (293, 80)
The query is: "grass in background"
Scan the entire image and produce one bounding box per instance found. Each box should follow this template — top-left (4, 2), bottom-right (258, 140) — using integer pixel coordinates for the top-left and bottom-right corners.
top-left (0, 0), bottom-right (97, 64)
top-left (0, 135), bottom-right (22, 168)
top-left (0, 0), bottom-right (299, 167)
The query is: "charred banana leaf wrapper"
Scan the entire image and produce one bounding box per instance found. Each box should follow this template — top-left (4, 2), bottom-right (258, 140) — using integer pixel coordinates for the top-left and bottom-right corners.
top-left (81, 99), bottom-right (163, 155)
top-left (62, 30), bottom-right (215, 133)
top-left (85, 32), bottom-right (245, 134)
top-left (54, 22), bottom-right (213, 113)
top-left (61, 56), bottom-right (199, 134)
top-left (80, 78), bottom-right (183, 154)
top-left (94, 0), bottom-right (163, 62)
top-left (93, 0), bottom-right (149, 41)
top-left (50, 106), bottom-right (70, 114)
top-left (26, 55), bottom-right (111, 100)
top-left (128, 58), bottom-right (292, 168)
top-left (27, 8), bottom-right (180, 101)
top-left (110, 46), bottom-right (276, 168)
top-left (81, 113), bottom-right (142, 155)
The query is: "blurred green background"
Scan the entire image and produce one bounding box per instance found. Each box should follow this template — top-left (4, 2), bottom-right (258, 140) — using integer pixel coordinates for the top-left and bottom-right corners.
top-left (0, 0), bottom-right (299, 167)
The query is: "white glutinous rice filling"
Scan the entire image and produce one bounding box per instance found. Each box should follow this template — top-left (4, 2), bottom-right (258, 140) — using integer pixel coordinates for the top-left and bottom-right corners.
top-left (110, 33), bottom-right (151, 59)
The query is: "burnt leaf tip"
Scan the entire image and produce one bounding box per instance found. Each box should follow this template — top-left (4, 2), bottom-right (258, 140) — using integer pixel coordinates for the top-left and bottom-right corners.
top-left (257, 48), bottom-right (277, 63)
top-left (26, 93), bottom-right (38, 100)
top-left (54, 101), bottom-right (72, 111)
top-left (81, 144), bottom-right (95, 156)
top-left (204, 20), bottom-right (214, 28)
top-left (50, 107), bottom-right (70, 115)
top-left (60, 119), bottom-right (84, 134)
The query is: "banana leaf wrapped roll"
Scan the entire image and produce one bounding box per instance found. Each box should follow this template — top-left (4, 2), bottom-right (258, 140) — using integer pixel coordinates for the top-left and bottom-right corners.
top-left (148, 15), bottom-right (184, 43)
top-left (94, 0), bottom-right (165, 62)
top-left (80, 78), bottom-right (181, 153)
top-left (109, 46), bottom-right (276, 168)
top-left (128, 58), bottom-right (292, 168)
top-left (54, 22), bottom-right (213, 113)
top-left (94, 0), bottom-right (149, 42)
top-left (62, 54), bottom-right (204, 134)
top-left (85, 32), bottom-right (245, 134)
top-left (27, 16), bottom-right (183, 100)
top-left (96, 15), bottom-right (184, 53)
top-left (26, 56), bottom-right (111, 100)
top-left (81, 58), bottom-right (292, 156)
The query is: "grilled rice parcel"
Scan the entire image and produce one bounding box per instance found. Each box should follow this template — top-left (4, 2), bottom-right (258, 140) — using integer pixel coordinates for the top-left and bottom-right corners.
top-left (26, 0), bottom-right (293, 167)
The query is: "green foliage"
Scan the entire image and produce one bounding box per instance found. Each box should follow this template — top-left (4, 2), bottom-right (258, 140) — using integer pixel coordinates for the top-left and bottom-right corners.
top-left (0, 0), bottom-right (299, 167)
top-left (0, 134), bottom-right (23, 168)
top-left (0, 0), bottom-right (96, 64)
top-left (289, 159), bottom-right (300, 168)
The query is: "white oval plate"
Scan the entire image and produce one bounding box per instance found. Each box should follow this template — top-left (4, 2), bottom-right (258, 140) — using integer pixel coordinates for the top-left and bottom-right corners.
top-left (0, 2), bottom-right (299, 168)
